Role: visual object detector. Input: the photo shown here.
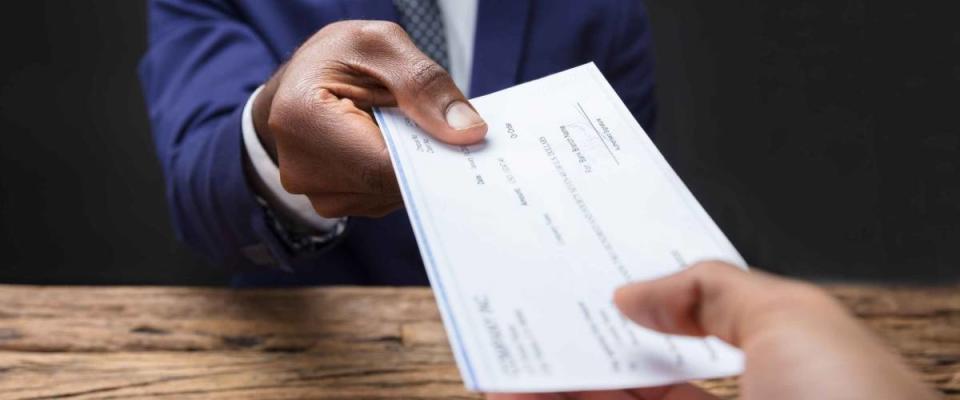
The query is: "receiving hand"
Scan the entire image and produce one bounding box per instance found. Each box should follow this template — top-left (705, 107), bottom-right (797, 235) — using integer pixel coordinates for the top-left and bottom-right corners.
top-left (489, 261), bottom-right (937, 400)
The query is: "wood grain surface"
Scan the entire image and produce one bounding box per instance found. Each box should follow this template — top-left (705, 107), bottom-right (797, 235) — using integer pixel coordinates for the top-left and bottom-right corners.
top-left (0, 284), bottom-right (956, 399)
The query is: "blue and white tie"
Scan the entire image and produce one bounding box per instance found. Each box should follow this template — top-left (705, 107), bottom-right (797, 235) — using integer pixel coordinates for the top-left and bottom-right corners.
top-left (393, 0), bottom-right (450, 71)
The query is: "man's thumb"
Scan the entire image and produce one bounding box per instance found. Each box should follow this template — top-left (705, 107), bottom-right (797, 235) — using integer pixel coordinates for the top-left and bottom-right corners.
top-left (393, 60), bottom-right (487, 145)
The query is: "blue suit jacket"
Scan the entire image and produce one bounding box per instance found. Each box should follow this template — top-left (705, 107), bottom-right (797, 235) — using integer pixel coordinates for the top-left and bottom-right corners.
top-left (139, 0), bottom-right (656, 287)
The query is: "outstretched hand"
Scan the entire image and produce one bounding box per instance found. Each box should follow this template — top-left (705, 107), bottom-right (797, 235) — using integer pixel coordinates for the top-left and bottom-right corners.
top-left (251, 20), bottom-right (487, 218)
top-left (489, 262), bottom-right (937, 400)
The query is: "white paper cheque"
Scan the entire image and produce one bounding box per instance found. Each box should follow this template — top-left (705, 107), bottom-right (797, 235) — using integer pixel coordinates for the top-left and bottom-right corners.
top-left (373, 63), bottom-right (746, 393)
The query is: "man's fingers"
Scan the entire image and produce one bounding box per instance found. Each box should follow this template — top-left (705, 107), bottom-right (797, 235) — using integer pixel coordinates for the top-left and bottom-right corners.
top-left (273, 87), bottom-right (399, 196)
top-left (613, 261), bottom-right (757, 345)
top-left (350, 21), bottom-right (487, 145)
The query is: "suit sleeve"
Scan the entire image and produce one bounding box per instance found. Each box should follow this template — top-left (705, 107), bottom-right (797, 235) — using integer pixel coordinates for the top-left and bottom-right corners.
top-left (605, 0), bottom-right (657, 136)
top-left (138, 0), bottom-right (296, 271)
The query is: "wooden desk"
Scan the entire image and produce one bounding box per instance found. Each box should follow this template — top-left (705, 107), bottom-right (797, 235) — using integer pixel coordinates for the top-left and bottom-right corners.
top-left (0, 284), bottom-right (957, 399)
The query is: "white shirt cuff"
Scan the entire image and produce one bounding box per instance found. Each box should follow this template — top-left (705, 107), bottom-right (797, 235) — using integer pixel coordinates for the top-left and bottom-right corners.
top-left (242, 86), bottom-right (345, 232)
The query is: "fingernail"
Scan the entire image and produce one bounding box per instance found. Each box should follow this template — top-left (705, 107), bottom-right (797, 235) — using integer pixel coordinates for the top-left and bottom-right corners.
top-left (445, 101), bottom-right (485, 131)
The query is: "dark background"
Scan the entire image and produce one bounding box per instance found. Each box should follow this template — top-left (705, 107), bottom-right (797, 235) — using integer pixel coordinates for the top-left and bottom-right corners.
top-left (0, 1), bottom-right (956, 285)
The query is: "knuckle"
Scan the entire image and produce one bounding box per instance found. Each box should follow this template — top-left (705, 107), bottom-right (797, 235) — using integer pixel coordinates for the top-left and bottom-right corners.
top-left (358, 148), bottom-right (396, 195)
top-left (408, 58), bottom-right (448, 90)
top-left (359, 168), bottom-right (382, 194)
top-left (355, 21), bottom-right (405, 45)
top-left (268, 86), bottom-right (311, 130)
top-left (359, 162), bottom-right (388, 194)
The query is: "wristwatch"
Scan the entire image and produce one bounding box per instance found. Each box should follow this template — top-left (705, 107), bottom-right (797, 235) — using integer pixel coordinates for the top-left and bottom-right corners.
top-left (257, 195), bottom-right (348, 255)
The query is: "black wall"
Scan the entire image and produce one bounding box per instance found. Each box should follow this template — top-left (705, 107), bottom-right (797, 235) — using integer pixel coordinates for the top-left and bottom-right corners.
top-left (0, 2), bottom-right (223, 285)
top-left (649, 1), bottom-right (959, 282)
top-left (0, 1), bottom-right (956, 285)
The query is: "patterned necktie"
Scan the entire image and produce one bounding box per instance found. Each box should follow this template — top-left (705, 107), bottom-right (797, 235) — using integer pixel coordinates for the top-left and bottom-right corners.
top-left (393, 0), bottom-right (450, 71)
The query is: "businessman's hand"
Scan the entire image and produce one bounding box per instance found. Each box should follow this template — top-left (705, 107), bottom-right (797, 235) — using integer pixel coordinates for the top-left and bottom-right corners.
top-left (251, 20), bottom-right (486, 218)
top-left (489, 262), bottom-right (937, 400)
